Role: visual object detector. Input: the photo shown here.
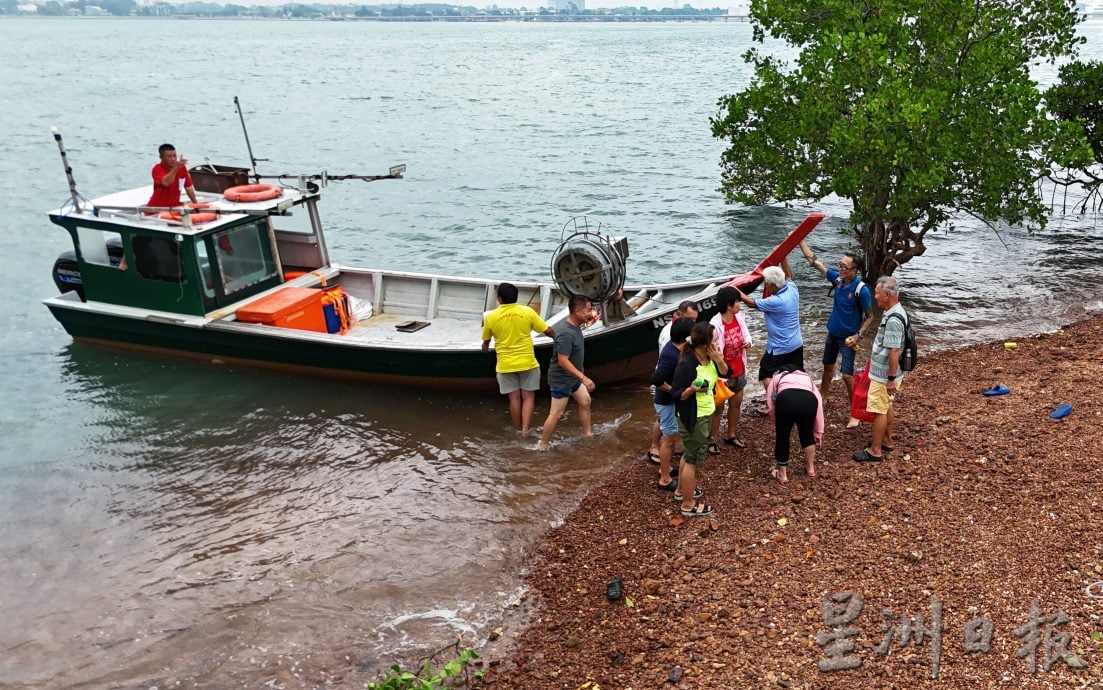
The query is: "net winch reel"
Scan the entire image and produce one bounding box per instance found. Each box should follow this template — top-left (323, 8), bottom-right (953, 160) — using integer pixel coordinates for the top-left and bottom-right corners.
top-left (550, 216), bottom-right (633, 323)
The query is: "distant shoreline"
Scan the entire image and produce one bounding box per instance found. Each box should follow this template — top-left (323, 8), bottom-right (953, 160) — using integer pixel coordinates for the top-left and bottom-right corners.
top-left (4, 13), bottom-right (753, 22)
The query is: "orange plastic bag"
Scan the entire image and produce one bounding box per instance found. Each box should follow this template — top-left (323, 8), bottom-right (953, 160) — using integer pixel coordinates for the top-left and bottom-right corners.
top-left (713, 377), bottom-right (736, 406)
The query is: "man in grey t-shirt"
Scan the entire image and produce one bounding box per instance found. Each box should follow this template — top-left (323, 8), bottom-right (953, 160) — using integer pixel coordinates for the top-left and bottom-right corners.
top-left (538, 295), bottom-right (595, 450)
top-left (854, 276), bottom-right (907, 463)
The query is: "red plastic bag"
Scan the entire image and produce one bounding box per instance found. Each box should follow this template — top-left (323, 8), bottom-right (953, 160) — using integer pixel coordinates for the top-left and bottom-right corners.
top-left (850, 361), bottom-right (876, 424)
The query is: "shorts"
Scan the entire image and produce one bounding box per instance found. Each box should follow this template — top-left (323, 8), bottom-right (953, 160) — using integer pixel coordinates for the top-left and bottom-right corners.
top-left (653, 402), bottom-right (678, 437)
top-left (677, 416), bottom-right (710, 465)
top-left (724, 373), bottom-right (747, 393)
top-left (822, 333), bottom-right (857, 375)
top-left (549, 380), bottom-right (582, 399)
top-left (758, 346), bottom-right (805, 381)
top-left (866, 379), bottom-right (895, 415)
top-left (497, 367), bottom-right (540, 394)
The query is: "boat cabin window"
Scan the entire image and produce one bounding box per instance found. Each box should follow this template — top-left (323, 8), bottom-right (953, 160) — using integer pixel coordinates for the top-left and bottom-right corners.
top-left (270, 206), bottom-right (315, 236)
top-left (76, 228), bottom-right (124, 269)
top-left (132, 235), bottom-right (184, 283)
top-left (195, 241), bottom-right (216, 299)
top-left (213, 220), bottom-right (278, 296)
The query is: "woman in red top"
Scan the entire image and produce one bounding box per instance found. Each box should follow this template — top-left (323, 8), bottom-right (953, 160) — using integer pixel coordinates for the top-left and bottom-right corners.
top-left (708, 287), bottom-right (753, 451)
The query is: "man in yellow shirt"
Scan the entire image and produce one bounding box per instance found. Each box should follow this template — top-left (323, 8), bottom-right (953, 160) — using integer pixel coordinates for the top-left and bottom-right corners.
top-left (482, 283), bottom-right (556, 434)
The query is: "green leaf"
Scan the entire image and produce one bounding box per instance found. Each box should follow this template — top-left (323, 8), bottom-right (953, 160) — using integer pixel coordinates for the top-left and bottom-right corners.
top-left (625, 596), bottom-right (634, 608)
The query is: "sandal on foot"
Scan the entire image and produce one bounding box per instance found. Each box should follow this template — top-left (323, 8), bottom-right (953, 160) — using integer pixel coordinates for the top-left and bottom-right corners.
top-left (853, 448), bottom-right (883, 462)
top-left (867, 438), bottom-right (894, 453)
top-left (674, 487), bottom-right (703, 501)
top-left (770, 468), bottom-right (789, 484)
top-left (645, 450), bottom-right (661, 464)
top-left (753, 406), bottom-right (770, 417)
top-left (657, 479), bottom-right (678, 492)
top-left (723, 436), bottom-right (746, 449)
top-left (707, 441), bottom-right (721, 455)
top-left (806, 468), bottom-right (816, 478)
top-left (680, 500), bottom-right (714, 517)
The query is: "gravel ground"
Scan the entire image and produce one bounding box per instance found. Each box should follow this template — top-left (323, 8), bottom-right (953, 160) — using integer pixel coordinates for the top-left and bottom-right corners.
top-left (479, 317), bottom-right (1103, 689)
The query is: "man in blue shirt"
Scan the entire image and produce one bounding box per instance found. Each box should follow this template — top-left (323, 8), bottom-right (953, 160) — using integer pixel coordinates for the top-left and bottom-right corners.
top-left (736, 258), bottom-right (803, 414)
top-left (798, 241), bottom-right (873, 404)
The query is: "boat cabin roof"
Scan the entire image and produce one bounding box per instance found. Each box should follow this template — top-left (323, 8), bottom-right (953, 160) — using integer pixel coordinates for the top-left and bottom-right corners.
top-left (50, 184), bottom-right (310, 235)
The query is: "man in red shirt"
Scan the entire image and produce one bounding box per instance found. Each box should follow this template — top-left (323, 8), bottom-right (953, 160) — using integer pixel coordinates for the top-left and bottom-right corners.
top-left (146, 143), bottom-right (197, 209)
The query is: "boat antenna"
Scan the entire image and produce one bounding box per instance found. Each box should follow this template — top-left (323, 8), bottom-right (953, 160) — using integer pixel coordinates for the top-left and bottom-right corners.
top-left (234, 96), bottom-right (267, 182)
top-left (50, 127), bottom-right (86, 212)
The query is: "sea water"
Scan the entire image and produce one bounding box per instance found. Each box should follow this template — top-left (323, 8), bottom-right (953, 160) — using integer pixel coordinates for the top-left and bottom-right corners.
top-left (1, 17), bottom-right (1102, 687)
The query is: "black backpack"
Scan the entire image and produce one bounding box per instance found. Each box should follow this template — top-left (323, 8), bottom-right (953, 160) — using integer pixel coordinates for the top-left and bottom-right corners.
top-left (886, 312), bottom-right (918, 372)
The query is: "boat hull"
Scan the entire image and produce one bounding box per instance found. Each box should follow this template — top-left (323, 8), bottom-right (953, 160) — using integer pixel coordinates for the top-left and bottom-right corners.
top-left (47, 299), bottom-right (674, 389)
top-left (44, 211), bottom-right (823, 390)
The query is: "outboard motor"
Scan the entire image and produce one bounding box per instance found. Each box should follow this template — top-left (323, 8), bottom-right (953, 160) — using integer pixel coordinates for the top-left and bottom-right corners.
top-left (52, 238), bottom-right (125, 301)
top-left (52, 250), bottom-right (83, 299)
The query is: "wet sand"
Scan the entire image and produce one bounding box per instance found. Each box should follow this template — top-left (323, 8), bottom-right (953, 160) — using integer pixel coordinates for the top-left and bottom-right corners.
top-left (481, 316), bottom-right (1103, 688)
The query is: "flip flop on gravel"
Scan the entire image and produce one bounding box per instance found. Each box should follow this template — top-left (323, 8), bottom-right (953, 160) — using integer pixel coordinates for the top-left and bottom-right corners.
top-left (723, 436), bottom-right (746, 449)
top-left (983, 385), bottom-right (1011, 396)
top-left (645, 450), bottom-right (661, 464)
top-left (657, 479), bottom-right (678, 492)
top-left (1050, 403), bottom-right (1073, 420)
top-left (770, 468), bottom-right (789, 484)
top-left (707, 441), bottom-right (721, 455)
top-left (680, 501), bottom-right (714, 517)
top-left (673, 487), bottom-right (703, 502)
top-left (806, 467), bottom-right (816, 478)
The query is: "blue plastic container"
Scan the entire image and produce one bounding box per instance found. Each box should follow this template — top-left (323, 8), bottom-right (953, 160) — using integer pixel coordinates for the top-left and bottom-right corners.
top-left (323, 294), bottom-right (350, 334)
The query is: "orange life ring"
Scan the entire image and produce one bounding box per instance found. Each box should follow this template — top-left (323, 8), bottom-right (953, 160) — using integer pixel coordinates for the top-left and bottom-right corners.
top-left (223, 184), bottom-right (283, 203)
top-left (158, 203), bottom-right (218, 225)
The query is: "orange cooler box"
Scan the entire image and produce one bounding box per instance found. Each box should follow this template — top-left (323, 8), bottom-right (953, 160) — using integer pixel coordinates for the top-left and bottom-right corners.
top-left (236, 287), bottom-right (328, 333)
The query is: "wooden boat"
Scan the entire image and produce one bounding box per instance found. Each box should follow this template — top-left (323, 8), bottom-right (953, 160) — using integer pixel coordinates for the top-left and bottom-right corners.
top-left (42, 132), bottom-right (822, 389)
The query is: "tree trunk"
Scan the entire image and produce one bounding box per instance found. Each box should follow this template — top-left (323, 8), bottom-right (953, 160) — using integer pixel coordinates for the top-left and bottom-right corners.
top-left (857, 218), bottom-right (927, 284)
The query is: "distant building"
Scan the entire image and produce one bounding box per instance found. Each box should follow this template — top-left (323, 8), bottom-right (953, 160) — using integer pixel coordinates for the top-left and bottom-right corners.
top-left (17, 3), bottom-right (38, 12)
top-left (554, 0), bottom-right (584, 9)
top-left (84, 4), bottom-right (107, 14)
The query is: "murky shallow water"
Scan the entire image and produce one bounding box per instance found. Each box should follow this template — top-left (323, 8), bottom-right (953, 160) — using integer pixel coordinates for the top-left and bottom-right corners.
top-left (2, 17), bottom-right (1103, 688)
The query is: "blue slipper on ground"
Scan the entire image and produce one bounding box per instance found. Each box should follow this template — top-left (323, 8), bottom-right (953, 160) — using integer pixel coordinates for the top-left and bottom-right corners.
top-left (1050, 403), bottom-right (1073, 420)
top-left (983, 385), bottom-right (1011, 396)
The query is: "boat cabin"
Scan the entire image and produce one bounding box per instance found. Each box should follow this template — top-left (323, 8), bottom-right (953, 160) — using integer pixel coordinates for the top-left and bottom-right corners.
top-left (49, 182), bottom-right (328, 316)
